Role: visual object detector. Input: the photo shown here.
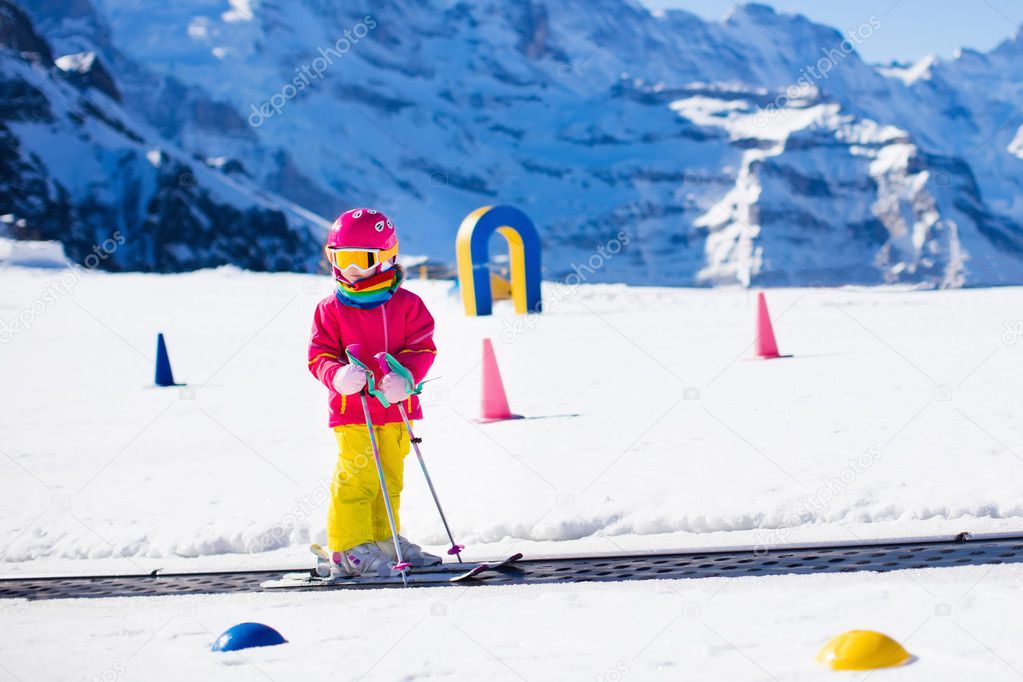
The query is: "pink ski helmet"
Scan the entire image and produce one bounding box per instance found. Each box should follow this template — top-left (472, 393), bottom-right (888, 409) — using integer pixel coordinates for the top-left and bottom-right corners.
top-left (325, 208), bottom-right (399, 279)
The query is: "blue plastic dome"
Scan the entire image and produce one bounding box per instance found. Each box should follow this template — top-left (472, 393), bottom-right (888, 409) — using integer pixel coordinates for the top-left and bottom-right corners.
top-left (211, 622), bottom-right (287, 652)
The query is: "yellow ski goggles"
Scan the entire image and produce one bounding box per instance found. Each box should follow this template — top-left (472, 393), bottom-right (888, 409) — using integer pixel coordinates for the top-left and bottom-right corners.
top-left (326, 244), bottom-right (399, 271)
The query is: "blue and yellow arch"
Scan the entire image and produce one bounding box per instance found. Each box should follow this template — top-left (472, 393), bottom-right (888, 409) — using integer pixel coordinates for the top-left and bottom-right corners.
top-left (456, 205), bottom-right (542, 316)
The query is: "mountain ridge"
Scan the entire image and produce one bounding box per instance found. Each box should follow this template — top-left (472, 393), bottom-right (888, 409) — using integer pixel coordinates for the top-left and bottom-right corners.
top-left (4, 0), bottom-right (1023, 286)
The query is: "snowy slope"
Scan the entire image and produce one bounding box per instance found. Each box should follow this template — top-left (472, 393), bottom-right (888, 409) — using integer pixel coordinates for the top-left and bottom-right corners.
top-left (15, 0), bottom-right (1023, 286)
top-left (1, 267), bottom-right (1021, 576)
top-left (1, 563), bottom-right (1023, 680)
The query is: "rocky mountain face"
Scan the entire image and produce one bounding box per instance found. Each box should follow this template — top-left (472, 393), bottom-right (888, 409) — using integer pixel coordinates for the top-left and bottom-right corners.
top-left (0, 0), bottom-right (326, 272)
top-left (6, 0), bottom-right (1023, 285)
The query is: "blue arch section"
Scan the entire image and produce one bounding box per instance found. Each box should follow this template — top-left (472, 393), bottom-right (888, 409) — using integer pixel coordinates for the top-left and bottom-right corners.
top-left (456, 205), bottom-right (542, 316)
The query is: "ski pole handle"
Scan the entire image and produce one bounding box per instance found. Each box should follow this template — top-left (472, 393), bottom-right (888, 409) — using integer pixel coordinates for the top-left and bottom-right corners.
top-left (375, 352), bottom-right (391, 377)
top-left (346, 344), bottom-right (391, 407)
top-left (345, 343), bottom-right (367, 368)
top-left (374, 351), bottom-right (423, 396)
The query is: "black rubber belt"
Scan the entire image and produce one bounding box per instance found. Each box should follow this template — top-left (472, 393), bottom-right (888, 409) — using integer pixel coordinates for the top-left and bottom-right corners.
top-left (2, 534), bottom-right (1021, 601)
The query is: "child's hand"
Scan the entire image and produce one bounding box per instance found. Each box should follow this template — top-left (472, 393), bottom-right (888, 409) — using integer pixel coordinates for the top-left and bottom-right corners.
top-left (332, 363), bottom-right (367, 395)
top-left (379, 372), bottom-right (411, 403)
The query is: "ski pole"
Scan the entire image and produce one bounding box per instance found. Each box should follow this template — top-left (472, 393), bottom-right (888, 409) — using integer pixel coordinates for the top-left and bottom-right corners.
top-left (358, 388), bottom-right (409, 585)
top-left (395, 401), bottom-right (465, 563)
top-left (374, 352), bottom-right (465, 562)
top-left (346, 345), bottom-right (410, 585)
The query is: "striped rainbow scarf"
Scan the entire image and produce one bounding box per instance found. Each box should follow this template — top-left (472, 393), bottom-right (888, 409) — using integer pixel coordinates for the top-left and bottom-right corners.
top-left (334, 267), bottom-right (404, 309)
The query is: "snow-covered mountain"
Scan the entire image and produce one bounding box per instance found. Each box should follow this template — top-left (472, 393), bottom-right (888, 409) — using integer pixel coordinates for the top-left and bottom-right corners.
top-left (0, 0), bottom-right (327, 271)
top-left (6, 0), bottom-right (1023, 285)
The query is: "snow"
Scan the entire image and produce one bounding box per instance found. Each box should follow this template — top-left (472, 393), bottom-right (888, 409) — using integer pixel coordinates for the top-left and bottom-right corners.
top-left (1, 266), bottom-right (1022, 678)
top-left (222, 0), bottom-right (254, 23)
top-left (0, 238), bottom-right (69, 268)
top-left (1009, 125), bottom-right (1023, 160)
top-left (1, 564), bottom-right (1022, 680)
top-left (53, 51), bottom-right (97, 73)
top-left (186, 16), bottom-right (210, 41)
top-left (1, 268), bottom-right (1021, 577)
top-left (878, 55), bottom-right (939, 85)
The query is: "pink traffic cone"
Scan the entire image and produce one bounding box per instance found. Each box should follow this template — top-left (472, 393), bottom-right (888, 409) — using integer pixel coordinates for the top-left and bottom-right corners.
top-left (755, 292), bottom-right (782, 359)
top-left (479, 338), bottom-right (522, 423)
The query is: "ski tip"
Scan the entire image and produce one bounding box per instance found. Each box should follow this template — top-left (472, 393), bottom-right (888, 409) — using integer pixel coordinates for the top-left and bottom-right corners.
top-left (447, 552), bottom-right (525, 583)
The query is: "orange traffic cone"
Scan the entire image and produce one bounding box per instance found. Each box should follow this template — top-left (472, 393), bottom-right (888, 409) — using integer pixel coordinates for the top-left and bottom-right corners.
top-left (755, 291), bottom-right (787, 359)
top-left (479, 338), bottom-right (523, 423)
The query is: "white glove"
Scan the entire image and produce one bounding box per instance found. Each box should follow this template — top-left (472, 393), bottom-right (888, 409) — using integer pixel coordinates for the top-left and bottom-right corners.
top-left (379, 372), bottom-right (411, 403)
top-left (332, 363), bottom-right (367, 395)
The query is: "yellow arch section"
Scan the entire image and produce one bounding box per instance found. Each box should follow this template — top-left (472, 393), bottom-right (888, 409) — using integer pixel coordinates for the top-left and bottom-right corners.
top-left (496, 226), bottom-right (528, 314)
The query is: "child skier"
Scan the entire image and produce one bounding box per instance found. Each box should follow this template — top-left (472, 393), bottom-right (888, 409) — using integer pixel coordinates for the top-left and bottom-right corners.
top-left (307, 208), bottom-right (439, 577)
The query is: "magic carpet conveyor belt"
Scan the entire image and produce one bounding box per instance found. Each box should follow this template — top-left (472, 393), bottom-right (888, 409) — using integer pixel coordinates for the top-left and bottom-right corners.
top-left (2, 532), bottom-right (1021, 601)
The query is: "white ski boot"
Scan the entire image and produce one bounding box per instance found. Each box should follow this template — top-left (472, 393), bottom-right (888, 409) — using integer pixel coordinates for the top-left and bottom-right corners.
top-left (376, 536), bottom-right (442, 567)
top-left (331, 542), bottom-right (397, 578)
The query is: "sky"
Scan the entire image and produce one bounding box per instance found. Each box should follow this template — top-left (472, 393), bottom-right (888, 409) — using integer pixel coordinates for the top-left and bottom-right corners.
top-left (641, 0), bottom-right (1023, 64)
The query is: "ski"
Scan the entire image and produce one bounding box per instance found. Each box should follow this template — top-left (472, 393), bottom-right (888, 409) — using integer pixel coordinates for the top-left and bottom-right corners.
top-left (448, 552), bottom-right (524, 582)
top-left (261, 551), bottom-right (523, 589)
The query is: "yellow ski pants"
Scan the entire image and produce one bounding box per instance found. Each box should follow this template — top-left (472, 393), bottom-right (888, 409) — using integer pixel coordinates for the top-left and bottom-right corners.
top-left (326, 423), bottom-right (409, 552)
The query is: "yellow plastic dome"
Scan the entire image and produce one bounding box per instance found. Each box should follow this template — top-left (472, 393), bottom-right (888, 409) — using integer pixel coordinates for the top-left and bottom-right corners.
top-left (816, 630), bottom-right (911, 671)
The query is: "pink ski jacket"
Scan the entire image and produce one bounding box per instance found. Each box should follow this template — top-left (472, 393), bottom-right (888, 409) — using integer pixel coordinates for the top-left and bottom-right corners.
top-left (308, 288), bottom-right (437, 427)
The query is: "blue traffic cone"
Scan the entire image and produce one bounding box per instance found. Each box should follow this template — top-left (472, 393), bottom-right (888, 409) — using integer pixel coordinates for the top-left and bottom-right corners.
top-left (154, 332), bottom-right (177, 386)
